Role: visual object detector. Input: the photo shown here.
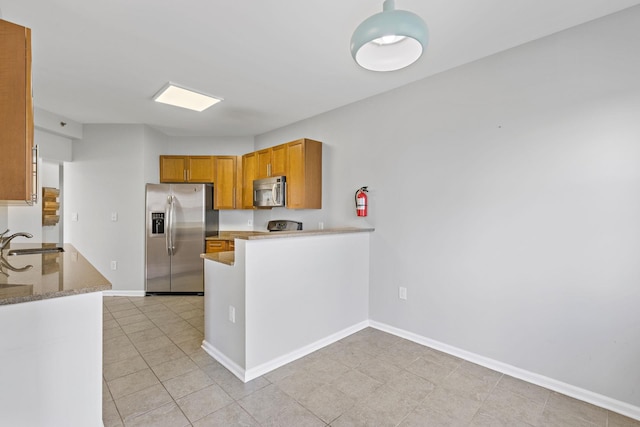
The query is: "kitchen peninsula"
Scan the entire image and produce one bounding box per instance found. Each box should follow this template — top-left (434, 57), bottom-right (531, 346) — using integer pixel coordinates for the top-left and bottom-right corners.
top-left (0, 243), bottom-right (111, 427)
top-left (201, 228), bottom-right (373, 382)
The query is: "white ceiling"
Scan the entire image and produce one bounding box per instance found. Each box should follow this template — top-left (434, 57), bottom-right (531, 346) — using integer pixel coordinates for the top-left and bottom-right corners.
top-left (2, 0), bottom-right (640, 137)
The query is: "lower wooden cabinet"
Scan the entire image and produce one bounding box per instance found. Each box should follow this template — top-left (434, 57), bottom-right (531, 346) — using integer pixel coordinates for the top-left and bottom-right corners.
top-left (206, 240), bottom-right (231, 253)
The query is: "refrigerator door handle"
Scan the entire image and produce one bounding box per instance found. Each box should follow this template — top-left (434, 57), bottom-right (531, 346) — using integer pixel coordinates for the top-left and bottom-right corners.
top-left (166, 195), bottom-right (174, 256)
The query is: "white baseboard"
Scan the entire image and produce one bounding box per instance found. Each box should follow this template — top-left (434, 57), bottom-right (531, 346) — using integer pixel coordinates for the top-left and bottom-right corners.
top-left (202, 321), bottom-right (370, 383)
top-left (102, 290), bottom-right (145, 297)
top-left (369, 320), bottom-right (640, 422)
top-left (201, 340), bottom-right (246, 381)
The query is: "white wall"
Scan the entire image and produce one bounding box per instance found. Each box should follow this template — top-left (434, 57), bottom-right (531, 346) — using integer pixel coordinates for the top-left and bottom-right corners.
top-left (254, 6), bottom-right (640, 409)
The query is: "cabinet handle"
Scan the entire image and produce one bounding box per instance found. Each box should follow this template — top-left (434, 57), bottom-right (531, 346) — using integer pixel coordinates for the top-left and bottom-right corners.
top-left (184, 169), bottom-right (187, 181)
top-left (267, 163), bottom-right (271, 177)
top-left (29, 145), bottom-right (39, 205)
top-left (233, 187), bottom-right (236, 208)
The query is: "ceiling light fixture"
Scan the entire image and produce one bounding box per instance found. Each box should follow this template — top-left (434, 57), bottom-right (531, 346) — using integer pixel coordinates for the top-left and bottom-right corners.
top-left (350, 0), bottom-right (428, 72)
top-left (152, 82), bottom-right (222, 112)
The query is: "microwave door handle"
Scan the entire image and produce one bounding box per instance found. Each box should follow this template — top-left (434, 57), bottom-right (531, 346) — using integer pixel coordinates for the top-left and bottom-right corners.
top-left (272, 184), bottom-right (279, 205)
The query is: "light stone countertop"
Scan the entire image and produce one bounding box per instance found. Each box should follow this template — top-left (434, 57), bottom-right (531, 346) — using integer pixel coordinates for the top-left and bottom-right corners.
top-left (201, 227), bottom-right (374, 266)
top-left (0, 243), bottom-right (112, 306)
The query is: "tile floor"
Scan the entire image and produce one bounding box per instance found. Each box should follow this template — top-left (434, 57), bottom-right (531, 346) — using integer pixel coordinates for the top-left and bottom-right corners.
top-left (102, 295), bottom-right (640, 427)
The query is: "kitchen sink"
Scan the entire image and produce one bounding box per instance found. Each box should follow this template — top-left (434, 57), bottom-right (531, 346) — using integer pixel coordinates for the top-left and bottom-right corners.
top-left (6, 247), bottom-right (65, 256)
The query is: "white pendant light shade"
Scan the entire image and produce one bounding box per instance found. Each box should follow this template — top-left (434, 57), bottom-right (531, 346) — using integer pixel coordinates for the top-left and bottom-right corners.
top-left (351, 0), bottom-right (428, 72)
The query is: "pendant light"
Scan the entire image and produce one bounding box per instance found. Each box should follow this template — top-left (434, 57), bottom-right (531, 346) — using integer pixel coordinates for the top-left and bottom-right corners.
top-left (350, 0), bottom-right (428, 72)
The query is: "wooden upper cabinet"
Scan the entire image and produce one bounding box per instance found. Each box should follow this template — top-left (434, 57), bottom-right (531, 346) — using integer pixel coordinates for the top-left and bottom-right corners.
top-left (159, 155), bottom-right (213, 183)
top-left (241, 152), bottom-right (257, 209)
top-left (213, 156), bottom-right (241, 209)
top-left (0, 19), bottom-right (34, 203)
top-left (255, 144), bottom-right (288, 179)
top-left (187, 156), bottom-right (214, 182)
top-left (160, 156), bottom-right (187, 182)
top-left (271, 143), bottom-right (288, 176)
top-left (286, 139), bottom-right (322, 209)
top-left (256, 148), bottom-right (272, 179)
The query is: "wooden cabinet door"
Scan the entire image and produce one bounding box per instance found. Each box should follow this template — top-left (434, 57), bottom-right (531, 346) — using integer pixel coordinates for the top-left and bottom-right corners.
top-left (187, 156), bottom-right (214, 182)
top-left (206, 240), bottom-right (228, 253)
top-left (271, 143), bottom-right (288, 176)
top-left (213, 156), bottom-right (237, 209)
top-left (242, 152), bottom-right (257, 209)
top-left (286, 139), bottom-right (322, 209)
top-left (256, 148), bottom-right (272, 178)
top-left (160, 156), bottom-right (187, 182)
top-left (0, 20), bottom-right (33, 202)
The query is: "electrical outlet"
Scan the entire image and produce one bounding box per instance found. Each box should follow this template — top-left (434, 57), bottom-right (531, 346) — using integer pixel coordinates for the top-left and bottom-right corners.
top-left (71, 212), bottom-right (78, 222)
top-left (111, 212), bottom-right (118, 222)
top-left (399, 286), bottom-right (407, 300)
top-left (248, 219), bottom-right (253, 227)
top-left (318, 221), bottom-right (324, 230)
top-left (110, 261), bottom-right (117, 270)
top-left (229, 306), bottom-right (236, 323)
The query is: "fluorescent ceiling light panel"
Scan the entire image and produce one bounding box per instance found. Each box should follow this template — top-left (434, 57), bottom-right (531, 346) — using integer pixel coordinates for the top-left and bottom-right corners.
top-left (153, 83), bottom-right (222, 112)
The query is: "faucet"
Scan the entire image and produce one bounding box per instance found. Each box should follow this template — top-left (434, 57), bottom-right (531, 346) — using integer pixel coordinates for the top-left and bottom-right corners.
top-left (0, 229), bottom-right (34, 251)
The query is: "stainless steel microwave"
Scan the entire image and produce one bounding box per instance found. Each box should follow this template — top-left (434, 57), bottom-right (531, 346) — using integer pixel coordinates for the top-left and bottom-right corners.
top-left (253, 176), bottom-right (286, 208)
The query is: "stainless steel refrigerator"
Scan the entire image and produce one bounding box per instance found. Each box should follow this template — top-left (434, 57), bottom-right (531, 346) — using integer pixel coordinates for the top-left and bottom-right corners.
top-left (145, 183), bottom-right (218, 294)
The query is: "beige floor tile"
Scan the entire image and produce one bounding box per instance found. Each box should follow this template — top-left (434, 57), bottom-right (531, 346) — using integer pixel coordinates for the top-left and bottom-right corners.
top-left (140, 342), bottom-right (186, 367)
top-left (126, 326), bottom-right (165, 345)
top-left (608, 411), bottom-right (640, 427)
top-left (102, 399), bottom-right (124, 427)
top-left (176, 383), bottom-right (234, 423)
top-left (133, 335), bottom-right (174, 354)
top-left (468, 411), bottom-right (536, 426)
top-left (360, 384), bottom-right (420, 424)
top-left (120, 319), bottom-right (157, 335)
top-left (239, 384), bottom-right (299, 423)
top-left (163, 368), bottom-right (215, 400)
top-left (440, 368), bottom-right (500, 402)
top-left (420, 386), bottom-right (483, 424)
top-left (175, 336), bottom-right (204, 355)
top-left (103, 326), bottom-right (126, 341)
top-left (405, 355), bottom-right (455, 384)
top-left (477, 385), bottom-right (545, 426)
top-left (104, 354), bottom-right (149, 382)
top-left (103, 343), bottom-right (140, 365)
top-left (192, 402), bottom-right (260, 427)
top-left (114, 384), bottom-right (173, 422)
top-left (423, 348), bottom-right (464, 369)
top-left (331, 368), bottom-right (383, 400)
top-left (494, 375), bottom-right (550, 405)
top-left (151, 355), bottom-right (199, 382)
top-left (260, 400), bottom-right (325, 427)
top-left (103, 319), bottom-right (121, 330)
top-left (355, 355), bottom-right (403, 383)
top-left (303, 356), bottom-right (351, 384)
top-left (299, 383), bottom-right (356, 423)
top-left (116, 313), bottom-right (150, 327)
top-left (107, 368), bottom-right (160, 399)
top-left (544, 392), bottom-right (607, 426)
top-left (123, 402), bottom-right (190, 427)
top-left (386, 370), bottom-right (436, 402)
top-left (277, 370), bottom-right (325, 399)
top-left (207, 366), bottom-right (271, 400)
top-left (167, 326), bottom-right (203, 344)
top-left (110, 307), bottom-right (143, 319)
top-left (399, 404), bottom-right (468, 427)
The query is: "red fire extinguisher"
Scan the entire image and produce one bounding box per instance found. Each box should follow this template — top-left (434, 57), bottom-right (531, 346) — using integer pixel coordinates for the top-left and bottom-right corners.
top-left (355, 186), bottom-right (368, 217)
